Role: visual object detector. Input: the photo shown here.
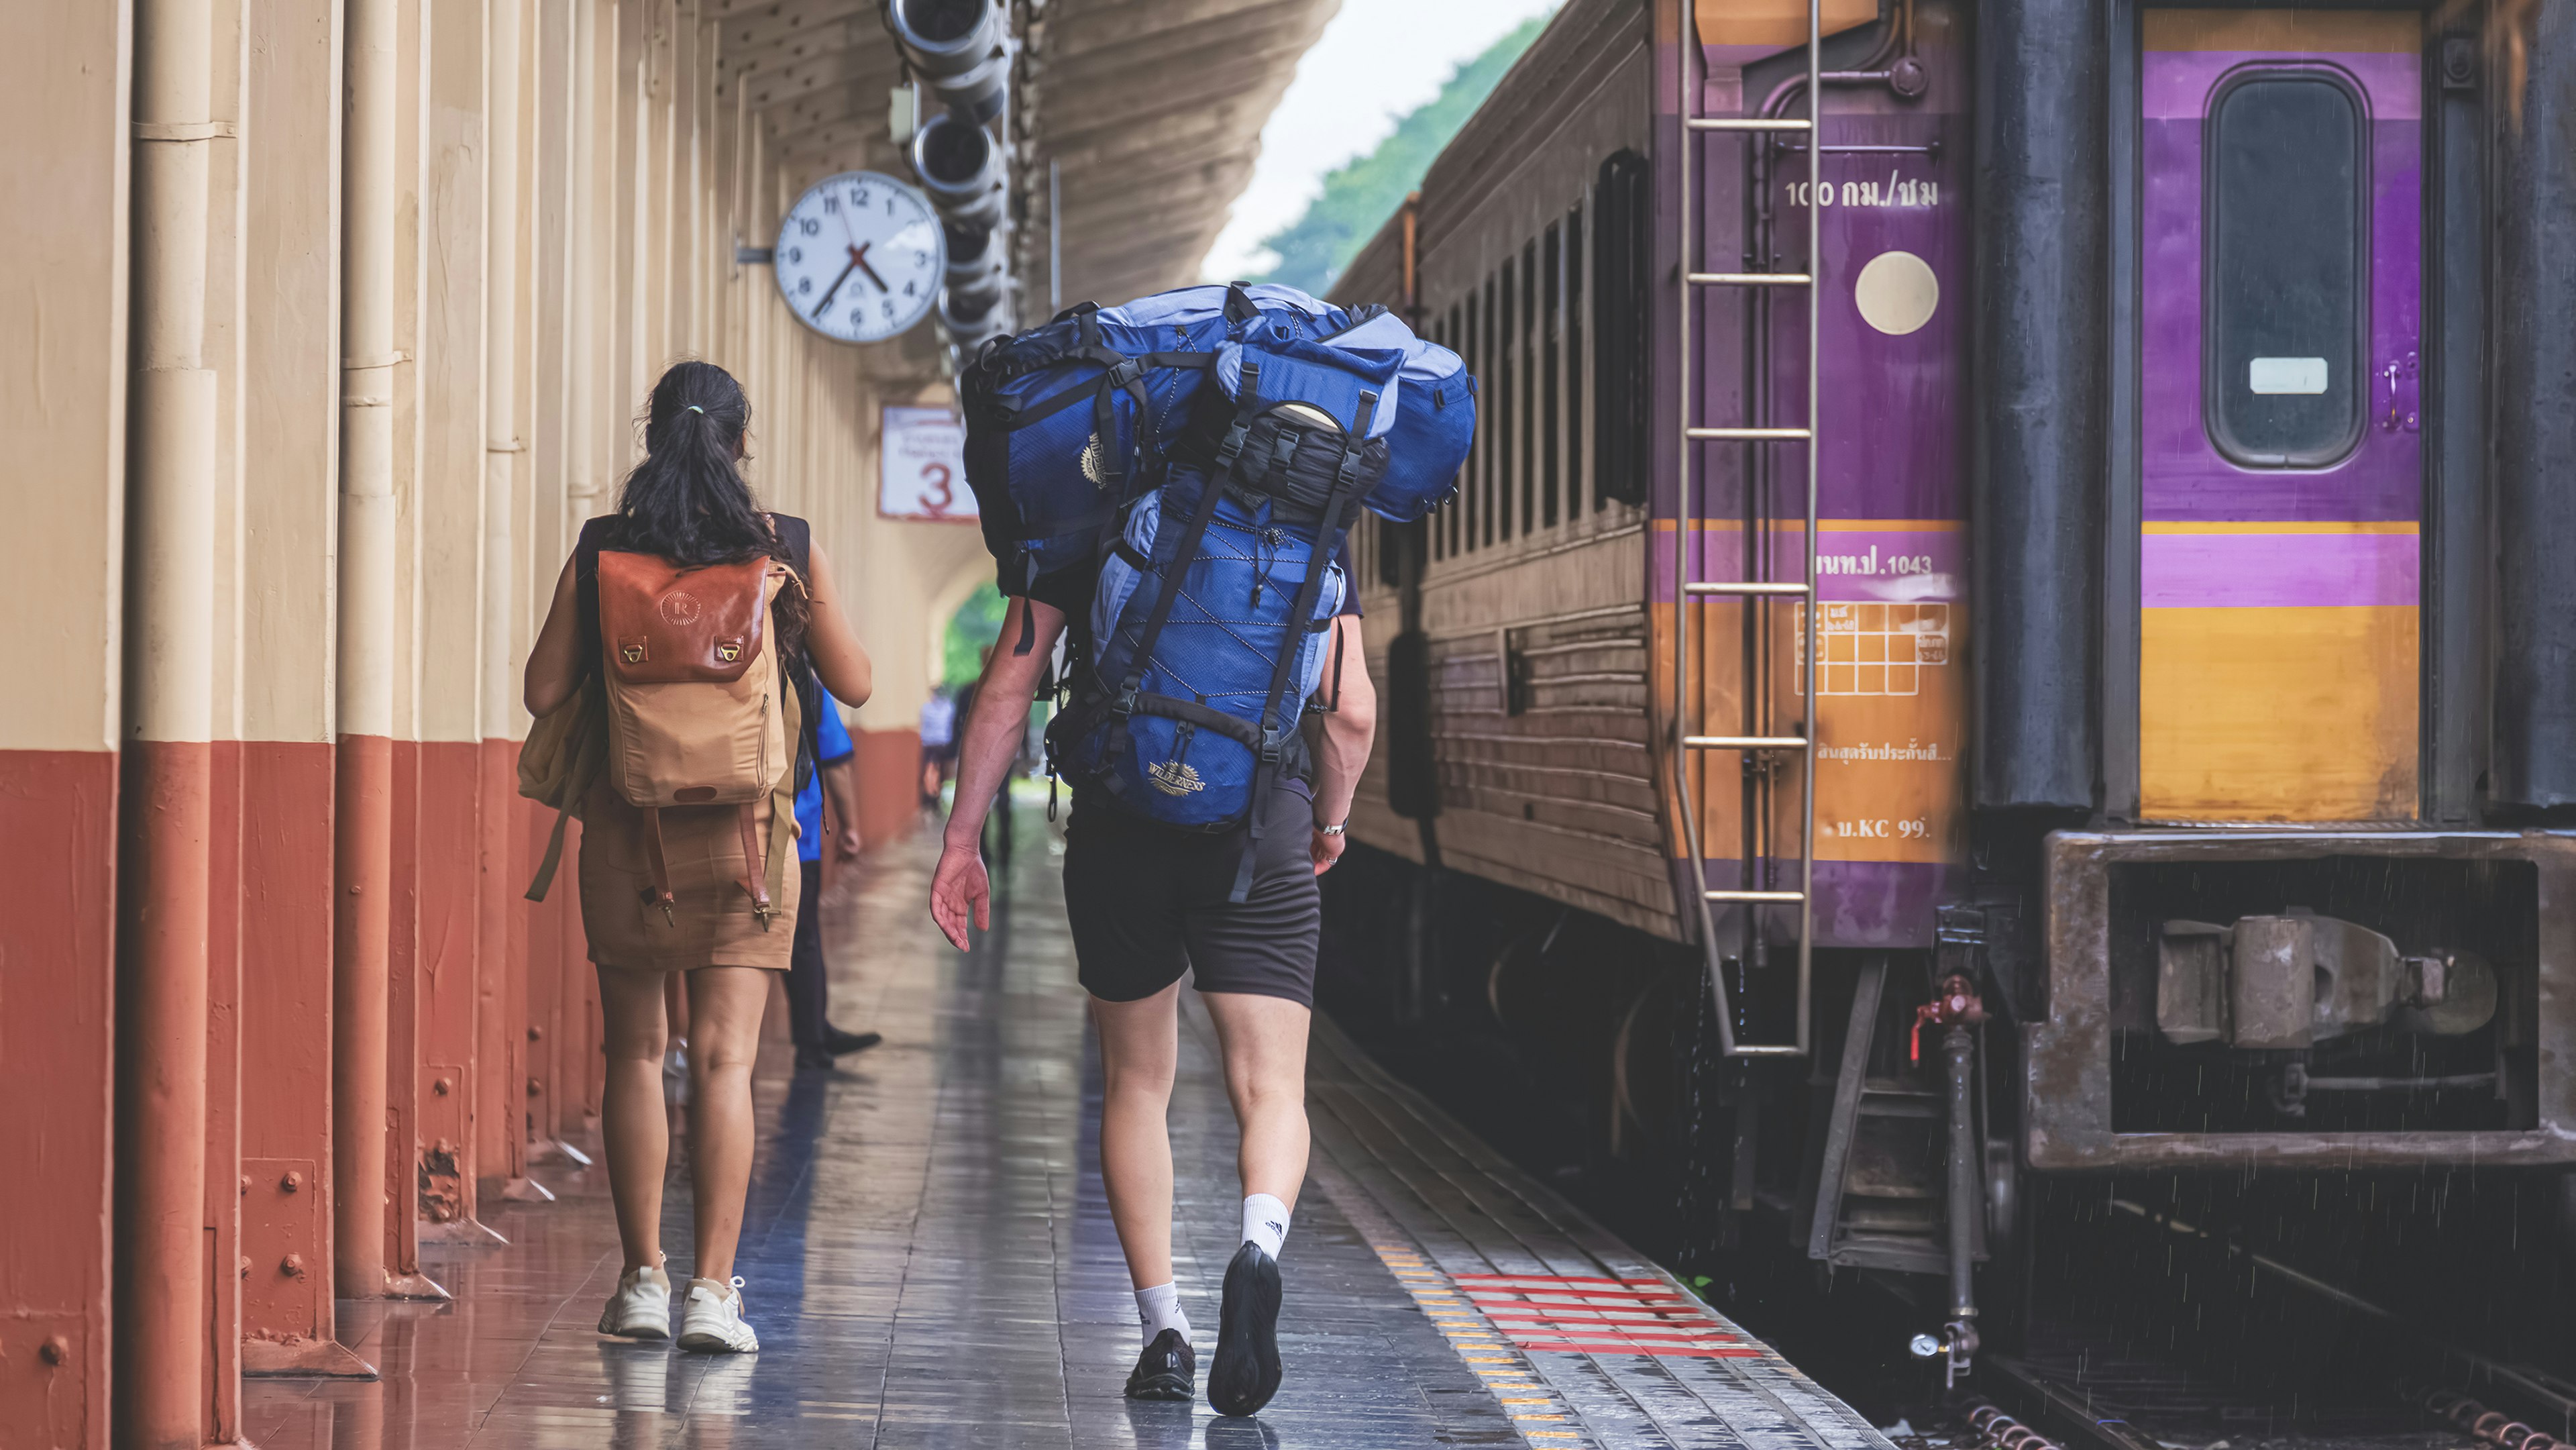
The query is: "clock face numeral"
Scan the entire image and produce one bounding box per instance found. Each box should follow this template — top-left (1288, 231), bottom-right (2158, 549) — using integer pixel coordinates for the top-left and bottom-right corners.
top-left (771, 171), bottom-right (946, 345)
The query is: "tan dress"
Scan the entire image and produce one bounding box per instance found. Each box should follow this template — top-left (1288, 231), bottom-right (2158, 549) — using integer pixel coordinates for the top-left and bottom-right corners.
top-left (580, 780), bottom-right (801, 972)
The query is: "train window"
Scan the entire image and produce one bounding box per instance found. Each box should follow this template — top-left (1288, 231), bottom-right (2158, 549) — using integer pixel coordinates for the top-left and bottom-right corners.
top-left (1463, 290), bottom-right (1479, 552)
top-left (1566, 201), bottom-right (1587, 514)
top-left (1494, 257), bottom-right (1504, 541)
top-left (1522, 237), bottom-right (1540, 535)
top-left (1542, 222), bottom-right (1562, 530)
top-left (1444, 303), bottom-right (1462, 559)
top-left (2204, 71), bottom-right (2367, 468)
top-left (1593, 149), bottom-right (1651, 506)
top-left (1483, 272), bottom-right (1500, 548)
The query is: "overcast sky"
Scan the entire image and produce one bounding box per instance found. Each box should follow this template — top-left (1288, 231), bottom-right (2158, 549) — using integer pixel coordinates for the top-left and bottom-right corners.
top-left (1199, 0), bottom-right (1564, 282)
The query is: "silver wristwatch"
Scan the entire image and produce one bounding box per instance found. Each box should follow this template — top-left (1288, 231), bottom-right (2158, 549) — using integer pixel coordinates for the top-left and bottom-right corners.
top-left (1316, 820), bottom-right (1347, 837)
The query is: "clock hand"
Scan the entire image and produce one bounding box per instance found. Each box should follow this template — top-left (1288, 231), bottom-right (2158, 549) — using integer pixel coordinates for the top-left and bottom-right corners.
top-left (810, 248), bottom-right (861, 319)
top-left (853, 242), bottom-right (890, 294)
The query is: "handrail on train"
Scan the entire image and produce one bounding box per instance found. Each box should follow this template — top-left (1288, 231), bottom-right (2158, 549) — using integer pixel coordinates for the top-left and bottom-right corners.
top-left (1672, 0), bottom-right (1823, 1058)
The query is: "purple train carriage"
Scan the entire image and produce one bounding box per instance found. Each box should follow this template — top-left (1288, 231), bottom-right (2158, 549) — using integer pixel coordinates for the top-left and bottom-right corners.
top-left (1316, 0), bottom-right (2576, 1375)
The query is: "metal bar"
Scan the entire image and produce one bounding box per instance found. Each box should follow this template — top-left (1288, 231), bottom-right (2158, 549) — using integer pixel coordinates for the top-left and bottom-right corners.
top-left (1686, 580), bottom-right (1811, 595)
top-left (1796, 0), bottom-right (1821, 1059)
top-left (1672, 0), bottom-right (1730, 1055)
top-left (1687, 426), bottom-right (1811, 439)
top-left (1673, 0), bottom-right (1824, 1059)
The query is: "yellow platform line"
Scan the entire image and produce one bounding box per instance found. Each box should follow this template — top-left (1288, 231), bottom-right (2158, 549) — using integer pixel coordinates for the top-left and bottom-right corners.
top-left (1360, 1237), bottom-right (1597, 1448)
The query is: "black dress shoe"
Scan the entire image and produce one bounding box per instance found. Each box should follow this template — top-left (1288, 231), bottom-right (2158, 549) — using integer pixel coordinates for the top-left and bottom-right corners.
top-left (793, 1046), bottom-right (837, 1072)
top-left (1124, 1327), bottom-right (1195, 1401)
top-left (1207, 1243), bottom-right (1282, 1417)
top-left (822, 1027), bottom-right (882, 1056)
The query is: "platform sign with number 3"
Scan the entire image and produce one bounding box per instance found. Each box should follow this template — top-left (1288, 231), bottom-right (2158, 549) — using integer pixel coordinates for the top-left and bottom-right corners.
top-left (879, 404), bottom-right (974, 522)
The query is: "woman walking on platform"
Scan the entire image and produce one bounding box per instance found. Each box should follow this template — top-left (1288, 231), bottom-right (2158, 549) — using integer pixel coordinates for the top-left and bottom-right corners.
top-left (523, 360), bottom-right (873, 1353)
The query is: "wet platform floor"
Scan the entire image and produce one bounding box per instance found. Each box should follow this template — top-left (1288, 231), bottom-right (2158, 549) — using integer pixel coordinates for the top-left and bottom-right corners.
top-left (243, 817), bottom-right (1893, 1450)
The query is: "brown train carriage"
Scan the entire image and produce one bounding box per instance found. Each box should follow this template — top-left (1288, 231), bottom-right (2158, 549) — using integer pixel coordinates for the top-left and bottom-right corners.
top-left (1317, 0), bottom-right (2576, 1367)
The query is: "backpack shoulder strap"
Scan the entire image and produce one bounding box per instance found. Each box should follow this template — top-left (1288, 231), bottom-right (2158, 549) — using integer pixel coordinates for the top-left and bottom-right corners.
top-left (573, 514), bottom-right (617, 675)
top-left (763, 513), bottom-right (822, 788)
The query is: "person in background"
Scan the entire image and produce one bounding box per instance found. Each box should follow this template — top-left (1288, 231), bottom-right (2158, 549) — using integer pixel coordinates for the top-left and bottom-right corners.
top-left (788, 684), bottom-right (882, 1071)
top-left (918, 684), bottom-right (959, 809)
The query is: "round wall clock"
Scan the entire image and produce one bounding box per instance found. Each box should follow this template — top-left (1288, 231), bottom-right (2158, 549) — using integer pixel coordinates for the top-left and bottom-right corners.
top-left (772, 170), bottom-right (945, 344)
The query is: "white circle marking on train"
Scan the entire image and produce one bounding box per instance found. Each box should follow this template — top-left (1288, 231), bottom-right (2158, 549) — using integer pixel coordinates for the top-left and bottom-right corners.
top-left (1854, 249), bottom-right (1940, 337)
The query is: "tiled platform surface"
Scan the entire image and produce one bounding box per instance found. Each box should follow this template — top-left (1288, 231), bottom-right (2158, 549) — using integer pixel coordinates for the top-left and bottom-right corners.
top-left (242, 814), bottom-right (1894, 1450)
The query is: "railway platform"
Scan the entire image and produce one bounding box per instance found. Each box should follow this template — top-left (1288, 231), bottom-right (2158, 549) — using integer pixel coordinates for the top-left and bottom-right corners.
top-left (237, 817), bottom-right (1894, 1450)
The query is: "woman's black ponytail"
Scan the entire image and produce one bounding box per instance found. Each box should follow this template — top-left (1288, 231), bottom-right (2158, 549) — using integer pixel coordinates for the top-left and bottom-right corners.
top-left (610, 359), bottom-right (810, 662)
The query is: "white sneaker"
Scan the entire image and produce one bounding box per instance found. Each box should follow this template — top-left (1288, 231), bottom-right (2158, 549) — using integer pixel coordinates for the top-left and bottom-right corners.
top-left (676, 1276), bottom-right (759, 1354)
top-left (597, 1263), bottom-right (673, 1339)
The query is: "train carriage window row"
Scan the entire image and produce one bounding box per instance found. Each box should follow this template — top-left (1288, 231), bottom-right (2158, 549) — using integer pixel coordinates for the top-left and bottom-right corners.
top-left (1375, 152), bottom-right (1650, 579)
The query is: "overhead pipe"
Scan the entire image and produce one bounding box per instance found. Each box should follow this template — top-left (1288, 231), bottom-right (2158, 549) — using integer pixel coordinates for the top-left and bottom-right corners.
top-left (335, 0), bottom-right (400, 1300)
top-left (907, 93), bottom-right (1015, 358)
top-left (883, 0), bottom-right (1010, 123)
top-left (911, 111), bottom-right (1007, 229)
top-left (944, 219), bottom-right (1007, 311)
top-left (119, 0), bottom-right (219, 1440)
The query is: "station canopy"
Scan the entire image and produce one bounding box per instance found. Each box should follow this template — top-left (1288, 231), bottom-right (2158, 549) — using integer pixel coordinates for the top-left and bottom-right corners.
top-left (722, 0), bottom-right (1338, 368)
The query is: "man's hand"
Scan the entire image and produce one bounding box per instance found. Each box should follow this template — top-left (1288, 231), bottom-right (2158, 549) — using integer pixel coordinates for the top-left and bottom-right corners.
top-left (929, 839), bottom-right (990, 949)
top-left (835, 825), bottom-right (861, 861)
top-left (1310, 826), bottom-right (1346, 876)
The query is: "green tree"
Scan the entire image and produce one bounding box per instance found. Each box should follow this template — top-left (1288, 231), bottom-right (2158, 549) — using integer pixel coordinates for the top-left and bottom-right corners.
top-left (943, 585), bottom-right (1008, 688)
top-left (1254, 12), bottom-right (1556, 295)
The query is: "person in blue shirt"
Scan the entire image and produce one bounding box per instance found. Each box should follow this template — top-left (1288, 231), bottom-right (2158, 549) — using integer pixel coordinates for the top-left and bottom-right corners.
top-left (789, 684), bottom-right (882, 1070)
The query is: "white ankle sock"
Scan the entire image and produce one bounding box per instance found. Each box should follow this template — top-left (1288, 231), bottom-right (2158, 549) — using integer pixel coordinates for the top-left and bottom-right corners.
top-left (1135, 1282), bottom-right (1189, 1345)
top-left (1242, 1193), bottom-right (1291, 1261)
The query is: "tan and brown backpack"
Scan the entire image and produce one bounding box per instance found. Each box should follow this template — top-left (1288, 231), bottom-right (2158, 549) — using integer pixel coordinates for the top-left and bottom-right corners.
top-left (521, 539), bottom-right (804, 930)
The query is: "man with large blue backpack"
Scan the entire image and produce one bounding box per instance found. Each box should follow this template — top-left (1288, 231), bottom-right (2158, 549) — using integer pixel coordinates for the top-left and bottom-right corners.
top-left (930, 283), bottom-right (1472, 1418)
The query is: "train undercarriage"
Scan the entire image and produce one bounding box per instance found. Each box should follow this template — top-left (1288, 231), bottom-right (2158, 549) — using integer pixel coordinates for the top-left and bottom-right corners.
top-left (1320, 832), bottom-right (2576, 1447)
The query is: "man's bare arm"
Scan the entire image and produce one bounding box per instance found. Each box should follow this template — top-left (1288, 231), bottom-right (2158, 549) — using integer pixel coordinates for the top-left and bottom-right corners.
top-left (928, 597), bottom-right (1067, 947)
top-left (1306, 615), bottom-right (1378, 873)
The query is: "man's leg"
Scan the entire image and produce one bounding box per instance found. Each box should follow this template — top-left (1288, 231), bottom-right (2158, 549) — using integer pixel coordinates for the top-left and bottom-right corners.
top-left (1090, 984), bottom-right (1183, 1290)
top-left (1091, 982), bottom-right (1200, 1400)
top-left (1199, 992), bottom-right (1311, 1213)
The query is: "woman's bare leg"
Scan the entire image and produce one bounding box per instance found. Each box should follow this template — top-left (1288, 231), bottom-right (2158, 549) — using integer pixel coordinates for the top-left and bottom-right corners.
top-left (596, 968), bottom-right (674, 1272)
top-left (1091, 985), bottom-right (1183, 1289)
top-left (683, 966), bottom-right (772, 1283)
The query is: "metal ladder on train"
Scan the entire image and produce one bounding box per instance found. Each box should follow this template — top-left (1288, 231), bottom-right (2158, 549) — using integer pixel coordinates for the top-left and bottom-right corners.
top-left (1674, 0), bottom-right (1822, 1058)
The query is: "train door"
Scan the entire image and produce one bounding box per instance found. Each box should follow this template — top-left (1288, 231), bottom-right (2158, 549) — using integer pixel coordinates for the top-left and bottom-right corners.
top-left (2136, 9), bottom-right (2422, 821)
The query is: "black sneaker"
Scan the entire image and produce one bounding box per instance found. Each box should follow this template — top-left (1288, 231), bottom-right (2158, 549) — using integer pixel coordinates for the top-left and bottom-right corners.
top-left (1207, 1242), bottom-right (1282, 1417)
top-left (1124, 1327), bottom-right (1195, 1401)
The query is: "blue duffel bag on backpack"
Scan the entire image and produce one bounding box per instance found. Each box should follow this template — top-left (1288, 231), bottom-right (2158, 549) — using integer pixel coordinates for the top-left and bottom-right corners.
top-left (959, 283), bottom-right (1354, 592)
top-left (959, 282), bottom-right (1472, 586)
top-left (959, 282), bottom-right (1474, 898)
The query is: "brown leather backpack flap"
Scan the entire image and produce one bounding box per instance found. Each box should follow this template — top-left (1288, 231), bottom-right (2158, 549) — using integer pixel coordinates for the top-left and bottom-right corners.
top-left (596, 551), bottom-right (770, 684)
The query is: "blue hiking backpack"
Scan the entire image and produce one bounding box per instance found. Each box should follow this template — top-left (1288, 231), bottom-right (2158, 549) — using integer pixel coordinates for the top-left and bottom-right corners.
top-left (958, 282), bottom-right (1474, 898)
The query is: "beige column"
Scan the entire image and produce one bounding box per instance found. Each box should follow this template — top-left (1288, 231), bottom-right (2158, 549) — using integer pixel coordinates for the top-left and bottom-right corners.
top-left (478, 0), bottom-right (535, 1198)
top-left (333, 0), bottom-right (400, 1300)
top-left (118, 0), bottom-right (221, 1441)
